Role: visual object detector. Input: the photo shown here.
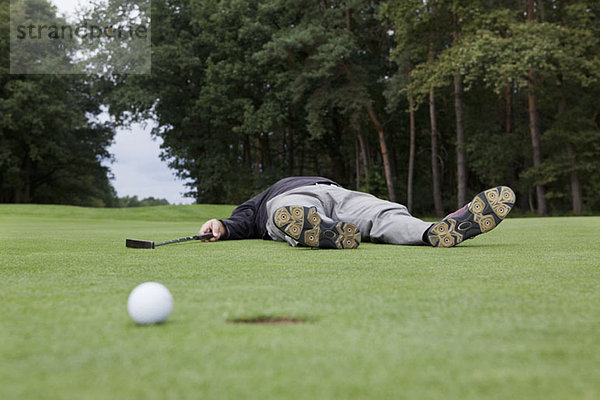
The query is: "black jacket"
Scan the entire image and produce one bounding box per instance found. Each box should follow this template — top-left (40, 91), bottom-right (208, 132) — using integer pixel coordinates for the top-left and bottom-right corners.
top-left (221, 176), bottom-right (338, 240)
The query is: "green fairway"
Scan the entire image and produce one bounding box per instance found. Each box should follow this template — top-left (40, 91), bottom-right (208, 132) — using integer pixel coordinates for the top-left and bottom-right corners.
top-left (1, 204), bottom-right (599, 399)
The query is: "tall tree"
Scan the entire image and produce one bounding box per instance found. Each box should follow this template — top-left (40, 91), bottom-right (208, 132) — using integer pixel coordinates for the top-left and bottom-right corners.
top-left (402, 0), bottom-right (599, 215)
top-left (384, 0), bottom-right (451, 215)
top-left (526, 0), bottom-right (548, 216)
top-left (407, 94), bottom-right (416, 212)
top-left (428, 44), bottom-right (444, 217)
top-left (452, 10), bottom-right (467, 207)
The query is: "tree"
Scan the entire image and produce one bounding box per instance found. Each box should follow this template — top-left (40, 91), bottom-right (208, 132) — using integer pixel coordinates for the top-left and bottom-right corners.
top-left (257, 0), bottom-right (399, 200)
top-left (117, 195), bottom-right (169, 207)
top-left (398, 0), bottom-right (599, 215)
top-left (100, 0), bottom-right (402, 203)
top-left (525, 0), bottom-right (548, 216)
top-left (0, 0), bottom-right (116, 206)
top-left (385, 0), bottom-right (462, 216)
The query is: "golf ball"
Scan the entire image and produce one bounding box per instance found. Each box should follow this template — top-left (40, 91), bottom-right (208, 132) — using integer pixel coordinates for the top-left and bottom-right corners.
top-left (127, 282), bottom-right (173, 325)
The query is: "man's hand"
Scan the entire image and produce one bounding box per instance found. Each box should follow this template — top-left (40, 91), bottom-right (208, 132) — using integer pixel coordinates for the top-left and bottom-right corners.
top-left (198, 219), bottom-right (227, 242)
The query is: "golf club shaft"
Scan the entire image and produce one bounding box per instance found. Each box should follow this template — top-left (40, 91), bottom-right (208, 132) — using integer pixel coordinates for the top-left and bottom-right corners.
top-left (155, 232), bottom-right (214, 247)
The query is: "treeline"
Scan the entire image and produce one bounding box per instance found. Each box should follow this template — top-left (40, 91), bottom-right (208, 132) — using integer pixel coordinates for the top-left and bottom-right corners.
top-left (103, 0), bottom-right (599, 215)
top-left (2, 0), bottom-right (600, 215)
top-left (117, 196), bottom-right (170, 207)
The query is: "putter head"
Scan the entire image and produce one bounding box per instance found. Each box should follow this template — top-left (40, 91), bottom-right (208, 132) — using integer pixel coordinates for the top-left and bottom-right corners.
top-left (126, 239), bottom-right (155, 249)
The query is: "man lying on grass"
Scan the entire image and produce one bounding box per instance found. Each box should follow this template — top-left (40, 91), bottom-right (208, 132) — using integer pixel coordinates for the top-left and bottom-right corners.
top-left (198, 176), bottom-right (515, 249)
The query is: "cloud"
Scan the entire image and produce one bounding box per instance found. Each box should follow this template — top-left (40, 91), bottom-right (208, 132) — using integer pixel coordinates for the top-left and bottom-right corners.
top-left (107, 121), bottom-right (194, 205)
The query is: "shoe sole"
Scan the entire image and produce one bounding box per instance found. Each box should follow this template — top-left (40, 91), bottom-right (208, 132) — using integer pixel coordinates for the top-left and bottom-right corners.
top-left (428, 186), bottom-right (516, 248)
top-left (273, 206), bottom-right (361, 249)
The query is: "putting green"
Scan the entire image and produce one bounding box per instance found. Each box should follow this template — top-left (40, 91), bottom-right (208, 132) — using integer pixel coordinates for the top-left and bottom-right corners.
top-left (1, 204), bottom-right (599, 399)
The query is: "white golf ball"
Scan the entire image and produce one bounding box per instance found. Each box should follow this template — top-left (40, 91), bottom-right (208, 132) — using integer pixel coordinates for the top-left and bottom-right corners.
top-left (127, 282), bottom-right (173, 325)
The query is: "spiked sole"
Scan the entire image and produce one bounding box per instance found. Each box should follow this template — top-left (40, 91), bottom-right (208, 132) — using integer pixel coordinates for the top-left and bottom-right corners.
top-left (273, 205), bottom-right (361, 249)
top-left (428, 186), bottom-right (516, 248)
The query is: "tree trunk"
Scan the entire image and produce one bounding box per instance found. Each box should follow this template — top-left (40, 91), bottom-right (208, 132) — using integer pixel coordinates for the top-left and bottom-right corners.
top-left (526, 0), bottom-right (548, 216)
top-left (567, 142), bottom-right (583, 214)
top-left (527, 69), bottom-right (547, 216)
top-left (330, 112), bottom-right (348, 184)
top-left (338, 61), bottom-right (396, 201)
top-left (345, 0), bottom-right (351, 31)
top-left (503, 80), bottom-right (519, 202)
top-left (454, 73), bottom-right (466, 207)
top-left (430, 87), bottom-right (443, 217)
top-left (429, 47), bottom-right (443, 217)
top-left (254, 136), bottom-right (261, 175)
top-left (16, 155), bottom-right (33, 203)
top-left (288, 125), bottom-right (295, 175)
top-left (538, 0), bottom-right (546, 21)
top-left (243, 134), bottom-right (251, 169)
top-left (504, 81), bottom-right (512, 134)
top-left (526, 0), bottom-right (535, 21)
top-left (357, 132), bottom-right (369, 175)
top-left (407, 96), bottom-right (416, 213)
top-left (452, 20), bottom-right (467, 208)
top-left (365, 103), bottom-right (396, 202)
top-left (558, 86), bottom-right (583, 215)
top-left (337, 4), bottom-right (395, 199)
top-left (355, 136), bottom-right (360, 189)
top-left (262, 132), bottom-right (271, 168)
top-left (299, 142), bottom-right (305, 175)
top-left (357, 132), bottom-right (369, 190)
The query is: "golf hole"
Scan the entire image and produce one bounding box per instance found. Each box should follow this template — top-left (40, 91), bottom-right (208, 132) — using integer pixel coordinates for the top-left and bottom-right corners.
top-left (229, 316), bottom-right (307, 325)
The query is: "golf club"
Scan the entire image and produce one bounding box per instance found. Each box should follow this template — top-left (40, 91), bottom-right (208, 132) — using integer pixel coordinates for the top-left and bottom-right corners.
top-left (126, 232), bottom-right (215, 249)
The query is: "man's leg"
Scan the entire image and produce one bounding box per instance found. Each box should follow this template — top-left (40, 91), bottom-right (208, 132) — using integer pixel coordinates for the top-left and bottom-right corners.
top-left (328, 185), bottom-right (516, 247)
top-left (266, 184), bottom-right (428, 246)
top-left (426, 186), bottom-right (515, 247)
top-left (266, 184), bottom-right (515, 248)
top-left (322, 186), bottom-right (432, 245)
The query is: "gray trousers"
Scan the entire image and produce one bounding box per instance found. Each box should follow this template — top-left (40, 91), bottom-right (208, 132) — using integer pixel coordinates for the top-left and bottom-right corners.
top-left (265, 184), bottom-right (432, 246)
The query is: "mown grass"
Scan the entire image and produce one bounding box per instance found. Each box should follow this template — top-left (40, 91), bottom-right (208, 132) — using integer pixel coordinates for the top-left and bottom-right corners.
top-left (1, 204), bottom-right (599, 399)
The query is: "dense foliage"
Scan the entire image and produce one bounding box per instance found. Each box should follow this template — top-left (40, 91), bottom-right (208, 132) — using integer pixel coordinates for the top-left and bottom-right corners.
top-left (2, 0), bottom-right (599, 214)
top-left (116, 195), bottom-right (170, 207)
top-left (0, 0), bottom-right (117, 206)
top-left (103, 0), bottom-right (599, 215)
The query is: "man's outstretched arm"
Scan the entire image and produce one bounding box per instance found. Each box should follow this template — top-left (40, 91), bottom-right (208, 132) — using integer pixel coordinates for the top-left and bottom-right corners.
top-left (198, 200), bottom-right (258, 241)
top-left (198, 219), bottom-right (227, 242)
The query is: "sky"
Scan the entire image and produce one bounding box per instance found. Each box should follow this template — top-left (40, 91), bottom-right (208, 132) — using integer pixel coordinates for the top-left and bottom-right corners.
top-left (51, 0), bottom-right (194, 205)
top-left (51, 0), bottom-right (83, 19)
top-left (107, 120), bottom-right (193, 205)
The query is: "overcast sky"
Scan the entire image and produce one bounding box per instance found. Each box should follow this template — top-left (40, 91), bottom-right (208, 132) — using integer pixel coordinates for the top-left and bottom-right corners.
top-left (51, 0), bottom-right (194, 205)
top-left (106, 120), bottom-right (194, 205)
